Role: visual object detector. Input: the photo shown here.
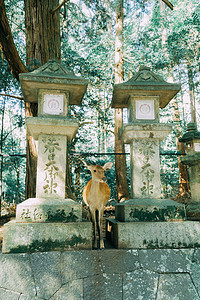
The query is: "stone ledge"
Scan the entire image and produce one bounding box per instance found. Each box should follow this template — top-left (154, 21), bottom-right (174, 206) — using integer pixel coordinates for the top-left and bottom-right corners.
top-left (2, 220), bottom-right (92, 253)
top-left (115, 198), bottom-right (186, 222)
top-left (1, 248), bottom-right (200, 299)
top-left (106, 219), bottom-right (200, 249)
top-left (16, 198), bottom-right (82, 223)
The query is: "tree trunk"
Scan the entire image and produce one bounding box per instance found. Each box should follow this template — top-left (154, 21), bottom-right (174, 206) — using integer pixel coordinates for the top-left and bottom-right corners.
top-left (187, 63), bottom-right (196, 124)
top-left (114, 0), bottom-right (130, 202)
top-left (170, 96), bottom-right (190, 202)
top-left (0, 93), bottom-right (6, 216)
top-left (0, 0), bottom-right (27, 79)
top-left (24, 0), bottom-right (61, 70)
top-left (24, 0), bottom-right (61, 199)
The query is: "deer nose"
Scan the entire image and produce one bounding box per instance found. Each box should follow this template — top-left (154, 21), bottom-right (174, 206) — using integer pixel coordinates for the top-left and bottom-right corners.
top-left (102, 177), bottom-right (106, 182)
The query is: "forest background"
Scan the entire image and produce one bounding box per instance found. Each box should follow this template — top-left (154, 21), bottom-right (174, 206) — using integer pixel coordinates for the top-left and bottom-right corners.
top-left (0, 0), bottom-right (199, 215)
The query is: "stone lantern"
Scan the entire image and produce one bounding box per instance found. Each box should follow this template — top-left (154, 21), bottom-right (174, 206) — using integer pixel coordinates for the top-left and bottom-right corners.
top-left (107, 66), bottom-right (200, 249)
top-left (2, 60), bottom-right (93, 253)
top-left (179, 122), bottom-right (200, 220)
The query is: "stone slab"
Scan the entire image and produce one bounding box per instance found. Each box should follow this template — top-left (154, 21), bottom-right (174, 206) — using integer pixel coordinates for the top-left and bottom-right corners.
top-left (0, 288), bottom-right (21, 300)
top-left (123, 269), bottom-right (158, 300)
top-left (30, 252), bottom-right (61, 299)
top-left (138, 249), bottom-right (194, 273)
top-left (157, 273), bottom-right (199, 300)
top-left (2, 219), bottom-right (92, 253)
top-left (119, 123), bottom-right (172, 143)
top-left (106, 219), bottom-right (200, 249)
top-left (36, 135), bottom-right (67, 199)
top-left (186, 202), bottom-right (200, 220)
top-left (16, 198), bottom-right (82, 223)
top-left (0, 253), bottom-right (36, 296)
top-left (0, 248), bottom-right (200, 299)
top-left (115, 198), bottom-right (186, 222)
top-left (49, 280), bottom-right (83, 300)
top-left (26, 117), bottom-right (79, 141)
top-left (83, 273), bottom-right (123, 300)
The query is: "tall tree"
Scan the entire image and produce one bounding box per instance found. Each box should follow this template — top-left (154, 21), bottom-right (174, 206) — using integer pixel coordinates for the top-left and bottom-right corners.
top-left (0, 0), bottom-right (61, 199)
top-left (24, 0), bottom-right (61, 199)
top-left (114, 0), bottom-right (130, 202)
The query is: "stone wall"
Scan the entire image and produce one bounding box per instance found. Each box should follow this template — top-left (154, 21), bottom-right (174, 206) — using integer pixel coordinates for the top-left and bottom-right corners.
top-left (0, 248), bottom-right (200, 299)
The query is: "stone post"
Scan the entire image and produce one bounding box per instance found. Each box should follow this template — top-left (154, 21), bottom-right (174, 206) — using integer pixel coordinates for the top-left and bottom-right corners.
top-left (179, 122), bottom-right (200, 220)
top-left (2, 60), bottom-right (93, 253)
top-left (107, 67), bottom-right (200, 249)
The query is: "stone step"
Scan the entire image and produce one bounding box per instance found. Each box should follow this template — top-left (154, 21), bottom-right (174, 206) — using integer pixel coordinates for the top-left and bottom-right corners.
top-left (106, 218), bottom-right (200, 249)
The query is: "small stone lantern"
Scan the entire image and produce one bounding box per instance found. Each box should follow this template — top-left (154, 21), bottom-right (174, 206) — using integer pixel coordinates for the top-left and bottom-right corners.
top-left (106, 67), bottom-right (200, 249)
top-left (2, 60), bottom-right (93, 253)
top-left (179, 122), bottom-right (200, 220)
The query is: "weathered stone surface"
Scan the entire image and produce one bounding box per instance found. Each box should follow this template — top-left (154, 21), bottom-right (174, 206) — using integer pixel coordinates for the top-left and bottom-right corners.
top-left (49, 280), bottom-right (83, 300)
top-left (26, 117), bottom-right (79, 142)
top-left (19, 59), bottom-right (88, 105)
top-left (61, 250), bottom-right (101, 283)
top-left (111, 66), bottom-right (181, 109)
top-left (84, 273), bottom-right (123, 300)
top-left (2, 220), bottom-right (92, 253)
top-left (16, 198), bottom-right (82, 223)
top-left (19, 295), bottom-right (44, 300)
top-left (0, 253), bottom-right (36, 296)
top-left (99, 249), bottom-right (140, 274)
top-left (30, 252), bottom-right (61, 299)
top-left (156, 273), bottom-right (199, 300)
top-left (36, 134), bottom-right (67, 199)
top-left (138, 249), bottom-right (194, 273)
top-left (0, 248), bottom-right (200, 299)
top-left (119, 123), bottom-right (172, 144)
top-left (187, 203), bottom-right (200, 220)
top-left (107, 219), bottom-right (200, 249)
top-left (115, 198), bottom-right (186, 222)
top-left (0, 288), bottom-right (20, 300)
top-left (130, 137), bottom-right (163, 199)
top-left (123, 269), bottom-right (158, 300)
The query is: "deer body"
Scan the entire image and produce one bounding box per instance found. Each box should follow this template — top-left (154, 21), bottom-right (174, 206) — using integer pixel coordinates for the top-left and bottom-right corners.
top-left (83, 163), bottom-right (113, 249)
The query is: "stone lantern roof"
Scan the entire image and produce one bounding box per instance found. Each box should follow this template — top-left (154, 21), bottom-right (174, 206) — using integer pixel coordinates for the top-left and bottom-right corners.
top-left (111, 66), bottom-right (181, 108)
top-left (19, 59), bottom-right (88, 105)
top-left (179, 123), bottom-right (200, 143)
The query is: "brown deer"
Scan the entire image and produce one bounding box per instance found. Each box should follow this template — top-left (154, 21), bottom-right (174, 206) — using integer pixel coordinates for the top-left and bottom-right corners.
top-left (83, 162), bottom-right (113, 249)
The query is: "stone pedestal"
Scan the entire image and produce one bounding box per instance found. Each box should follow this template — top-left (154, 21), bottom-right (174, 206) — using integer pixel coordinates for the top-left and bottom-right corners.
top-left (2, 59), bottom-right (92, 253)
top-left (3, 219), bottom-right (92, 253)
top-left (181, 153), bottom-right (200, 220)
top-left (106, 219), bottom-right (200, 249)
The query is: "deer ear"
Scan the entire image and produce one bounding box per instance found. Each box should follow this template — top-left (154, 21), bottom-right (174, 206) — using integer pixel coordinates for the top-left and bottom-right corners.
top-left (103, 162), bottom-right (113, 171)
top-left (86, 165), bottom-right (93, 171)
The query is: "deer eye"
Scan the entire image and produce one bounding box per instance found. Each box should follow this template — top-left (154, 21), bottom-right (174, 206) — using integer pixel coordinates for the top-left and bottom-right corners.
top-left (93, 170), bottom-right (96, 172)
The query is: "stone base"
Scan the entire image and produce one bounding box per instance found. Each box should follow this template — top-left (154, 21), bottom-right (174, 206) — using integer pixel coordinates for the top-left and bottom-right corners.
top-left (186, 203), bottom-right (200, 220)
top-left (115, 198), bottom-right (186, 222)
top-left (106, 219), bottom-right (200, 249)
top-left (16, 198), bottom-right (82, 223)
top-left (2, 219), bottom-right (92, 253)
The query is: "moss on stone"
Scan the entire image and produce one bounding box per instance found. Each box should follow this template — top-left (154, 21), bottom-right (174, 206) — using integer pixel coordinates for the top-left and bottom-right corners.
top-left (129, 207), bottom-right (185, 222)
top-left (46, 208), bottom-right (79, 223)
top-left (9, 235), bottom-right (89, 253)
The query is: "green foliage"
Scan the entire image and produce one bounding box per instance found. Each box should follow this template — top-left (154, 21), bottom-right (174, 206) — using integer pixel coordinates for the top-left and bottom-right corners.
top-left (1, 0), bottom-right (200, 207)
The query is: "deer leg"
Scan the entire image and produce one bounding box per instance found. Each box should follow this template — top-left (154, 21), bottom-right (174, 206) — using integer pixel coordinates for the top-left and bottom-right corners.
top-left (90, 208), bottom-right (98, 248)
top-left (99, 209), bottom-right (105, 249)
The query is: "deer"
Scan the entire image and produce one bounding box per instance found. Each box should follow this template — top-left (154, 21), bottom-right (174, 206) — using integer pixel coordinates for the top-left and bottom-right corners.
top-left (82, 162), bottom-right (113, 249)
